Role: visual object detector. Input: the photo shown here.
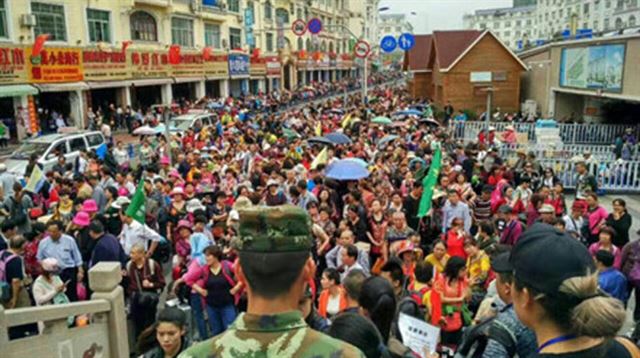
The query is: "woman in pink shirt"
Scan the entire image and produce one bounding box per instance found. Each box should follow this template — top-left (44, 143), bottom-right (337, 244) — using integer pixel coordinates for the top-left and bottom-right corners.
top-left (585, 192), bottom-right (609, 245)
top-left (589, 226), bottom-right (622, 269)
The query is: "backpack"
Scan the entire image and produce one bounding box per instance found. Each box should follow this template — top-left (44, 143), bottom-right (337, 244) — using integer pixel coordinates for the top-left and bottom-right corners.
top-left (0, 250), bottom-right (18, 302)
top-left (455, 314), bottom-right (517, 358)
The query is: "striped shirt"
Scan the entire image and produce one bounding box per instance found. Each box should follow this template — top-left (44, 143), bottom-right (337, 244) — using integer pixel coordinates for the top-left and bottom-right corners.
top-left (472, 197), bottom-right (493, 222)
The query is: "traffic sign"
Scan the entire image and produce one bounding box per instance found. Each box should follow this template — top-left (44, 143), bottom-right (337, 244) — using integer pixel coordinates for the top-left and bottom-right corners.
top-left (307, 18), bottom-right (323, 34)
top-left (354, 40), bottom-right (370, 58)
top-left (292, 19), bottom-right (307, 36)
top-left (380, 35), bottom-right (397, 53)
top-left (398, 33), bottom-right (416, 51)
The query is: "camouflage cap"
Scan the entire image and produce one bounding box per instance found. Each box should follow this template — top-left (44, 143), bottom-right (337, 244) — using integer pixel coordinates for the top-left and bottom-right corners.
top-left (235, 205), bottom-right (313, 252)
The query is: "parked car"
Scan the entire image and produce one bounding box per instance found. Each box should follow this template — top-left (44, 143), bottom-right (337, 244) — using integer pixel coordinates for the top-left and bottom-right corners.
top-left (5, 131), bottom-right (105, 177)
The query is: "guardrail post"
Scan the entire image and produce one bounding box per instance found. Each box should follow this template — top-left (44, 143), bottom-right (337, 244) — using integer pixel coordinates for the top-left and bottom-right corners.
top-left (89, 262), bottom-right (128, 358)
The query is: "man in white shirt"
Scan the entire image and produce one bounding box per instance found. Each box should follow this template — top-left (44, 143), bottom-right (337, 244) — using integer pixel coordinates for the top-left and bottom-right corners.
top-left (119, 210), bottom-right (161, 258)
top-left (340, 244), bottom-right (365, 281)
top-left (325, 230), bottom-right (370, 275)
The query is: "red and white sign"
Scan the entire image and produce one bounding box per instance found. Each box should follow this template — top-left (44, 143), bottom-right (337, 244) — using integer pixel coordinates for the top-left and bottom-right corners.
top-left (292, 19), bottom-right (307, 36)
top-left (266, 57), bottom-right (281, 77)
top-left (354, 40), bottom-right (370, 58)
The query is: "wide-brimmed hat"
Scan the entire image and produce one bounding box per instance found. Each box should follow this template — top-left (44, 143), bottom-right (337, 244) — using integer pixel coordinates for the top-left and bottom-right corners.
top-left (72, 211), bottom-right (91, 227)
top-left (170, 187), bottom-right (185, 197)
top-left (266, 179), bottom-right (279, 188)
top-left (41, 258), bottom-right (59, 273)
top-left (396, 240), bottom-right (415, 256)
top-left (111, 196), bottom-right (131, 209)
top-left (82, 199), bottom-right (98, 213)
top-left (177, 220), bottom-right (192, 232)
top-left (186, 198), bottom-right (206, 213)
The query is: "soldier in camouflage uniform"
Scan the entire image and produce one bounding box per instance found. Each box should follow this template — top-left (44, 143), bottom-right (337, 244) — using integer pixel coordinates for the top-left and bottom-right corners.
top-left (179, 205), bottom-right (364, 358)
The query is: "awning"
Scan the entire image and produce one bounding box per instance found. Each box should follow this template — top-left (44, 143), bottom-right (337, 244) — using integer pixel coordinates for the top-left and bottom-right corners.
top-left (130, 78), bottom-right (173, 87)
top-left (0, 84), bottom-right (38, 98)
top-left (173, 77), bottom-right (202, 84)
top-left (205, 75), bottom-right (227, 81)
top-left (34, 82), bottom-right (89, 93)
top-left (86, 81), bottom-right (132, 89)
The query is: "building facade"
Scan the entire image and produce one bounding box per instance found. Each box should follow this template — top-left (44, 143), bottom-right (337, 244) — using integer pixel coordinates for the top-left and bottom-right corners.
top-left (464, 0), bottom-right (640, 51)
top-left (0, 0), bottom-right (363, 139)
top-left (378, 14), bottom-right (414, 42)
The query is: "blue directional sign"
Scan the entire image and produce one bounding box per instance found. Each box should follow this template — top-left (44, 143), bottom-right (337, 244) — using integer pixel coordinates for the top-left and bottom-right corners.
top-left (398, 33), bottom-right (415, 51)
top-left (307, 18), bottom-right (323, 34)
top-left (380, 35), bottom-right (397, 53)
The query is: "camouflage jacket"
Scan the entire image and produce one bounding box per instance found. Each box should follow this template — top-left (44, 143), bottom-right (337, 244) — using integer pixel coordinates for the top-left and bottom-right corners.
top-left (178, 311), bottom-right (365, 358)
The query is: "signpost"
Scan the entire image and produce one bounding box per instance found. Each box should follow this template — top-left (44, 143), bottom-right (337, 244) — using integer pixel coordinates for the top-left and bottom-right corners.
top-left (398, 33), bottom-right (415, 51)
top-left (380, 35), bottom-right (397, 53)
top-left (292, 19), bottom-right (307, 36)
top-left (307, 18), bottom-right (323, 35)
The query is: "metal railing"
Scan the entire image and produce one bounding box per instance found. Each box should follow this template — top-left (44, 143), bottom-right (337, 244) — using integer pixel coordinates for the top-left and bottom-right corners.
top-left (537, 158), bottom-right (640, 193)
top-left (449, 121), bottom-right (639, 144)
top-left (497, 143), bottom-right (640, 161)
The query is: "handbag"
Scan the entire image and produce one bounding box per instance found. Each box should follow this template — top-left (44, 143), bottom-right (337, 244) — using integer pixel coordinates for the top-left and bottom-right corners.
top-left (133, 260), bottom-right (159, 308)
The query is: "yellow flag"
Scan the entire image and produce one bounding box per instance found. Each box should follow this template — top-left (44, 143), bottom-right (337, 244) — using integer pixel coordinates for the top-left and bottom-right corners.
top-left (315, 122), bottom-right (322, 136)
top-left (341, 113), bottom-right (352, 129)
top-left (311, 147), bottom-right (329, 169)
top-left (25, 164), bottom-right (44, 193)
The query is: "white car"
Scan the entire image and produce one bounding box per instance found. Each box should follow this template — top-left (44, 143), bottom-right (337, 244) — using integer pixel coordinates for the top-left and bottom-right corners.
top-left (5, 131), bottom-right (105, 177)
top-left (171, 113), bottom-right (217, 133)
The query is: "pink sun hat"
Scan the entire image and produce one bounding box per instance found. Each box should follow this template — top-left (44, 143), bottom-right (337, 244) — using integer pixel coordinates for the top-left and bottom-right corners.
top-left (72, 211), bottom-right (91, 227)
top-left (82, 199), bottom-right (98, 213)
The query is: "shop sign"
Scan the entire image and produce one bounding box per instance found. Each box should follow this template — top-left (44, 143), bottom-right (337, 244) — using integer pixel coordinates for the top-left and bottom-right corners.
top-left (319, 57), bottom-right (330, 69)
top-left (266, 57), bottom-right (281, 77)
top-left (27, 47), bottom-right (83, 83)
top-left (130, 50), bottom-right (171, 79)
top-left (204, 54), bottom-right (228, 78)
top-left (82, 48), bottom-right (128, 81)
top-left (173, 51), bottom-right (205, 78)
top-left (228, 53), bottom-right (249, 78)
top-left (307, 58), bottom-right (315, 69)
top-left (336, 57), bottom-right (344, 69)
top-left (0, 46), bottom-right (28, 84)
top-left (250, 57), bottom-right (266, 77)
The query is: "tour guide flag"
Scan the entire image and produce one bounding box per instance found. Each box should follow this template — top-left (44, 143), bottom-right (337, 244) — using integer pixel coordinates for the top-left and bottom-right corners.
top-left (25, 164), bottom-right (44, 193)
top-left (311, 146), bottom-right (329, 169)
top-left (417, 148), bottom-right (442, 218)
top-left (126, 180), bottom-right (146, 223)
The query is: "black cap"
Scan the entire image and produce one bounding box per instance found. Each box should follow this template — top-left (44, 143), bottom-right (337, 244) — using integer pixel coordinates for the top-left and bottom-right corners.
top-left (491, 252), bottom-right (513, 273)
top-left (510, 223), bottom-right (595, 295)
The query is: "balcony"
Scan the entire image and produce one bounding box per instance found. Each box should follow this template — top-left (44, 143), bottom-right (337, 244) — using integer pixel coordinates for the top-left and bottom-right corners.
top-left (134, 0), bottom-right (170, 7)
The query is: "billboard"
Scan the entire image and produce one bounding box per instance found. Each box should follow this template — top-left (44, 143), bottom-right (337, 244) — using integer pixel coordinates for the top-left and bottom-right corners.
top-left (559, 44), bottom-right (625, 92)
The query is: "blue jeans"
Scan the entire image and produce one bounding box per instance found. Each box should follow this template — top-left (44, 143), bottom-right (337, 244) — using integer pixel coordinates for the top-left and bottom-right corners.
top-left (190, 293), bottom-right (208, 340)
top-left (206, 303), bottom-right (237, 336)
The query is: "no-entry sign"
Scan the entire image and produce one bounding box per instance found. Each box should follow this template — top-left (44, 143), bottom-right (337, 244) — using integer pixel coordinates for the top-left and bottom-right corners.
top-left (354, 40), bottom-right (370, 58)
top-left (292, 19), bottom-right (307, 36)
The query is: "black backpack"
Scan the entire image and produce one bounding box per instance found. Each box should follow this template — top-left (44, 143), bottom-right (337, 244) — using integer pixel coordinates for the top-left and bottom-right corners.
top-left (455, 315), bottom-right (517, 358)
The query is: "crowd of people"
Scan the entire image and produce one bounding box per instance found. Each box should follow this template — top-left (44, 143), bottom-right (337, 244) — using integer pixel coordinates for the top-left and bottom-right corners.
top-left (1, 71), bottom-right (640, 358)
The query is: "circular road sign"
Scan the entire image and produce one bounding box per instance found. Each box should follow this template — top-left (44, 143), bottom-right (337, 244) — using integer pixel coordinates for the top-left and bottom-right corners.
top-left (292, 19), bottom-right (307, 36)
top-left (398, 33), bottom-right (416, 51)
top-left (380, 35), bottom-right (397, 53)
top-left (307, 18), bottom-right (323, 34)
top-left (354, 40), bottom-right (371, 58)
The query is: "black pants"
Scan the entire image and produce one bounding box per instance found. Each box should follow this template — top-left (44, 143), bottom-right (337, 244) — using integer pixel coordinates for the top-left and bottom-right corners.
top-left (59, 267), bottom-right (79, 302)
top-left (131, 297), bottom-right (157, 339)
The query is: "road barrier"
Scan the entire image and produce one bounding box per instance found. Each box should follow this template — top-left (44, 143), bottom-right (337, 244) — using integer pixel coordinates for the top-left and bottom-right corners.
top-left (537, 158), bottom-right (640, 193)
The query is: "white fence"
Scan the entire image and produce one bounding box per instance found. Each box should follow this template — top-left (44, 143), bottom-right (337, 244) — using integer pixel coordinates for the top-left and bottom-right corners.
top-left (450, 121), bottom-right (639, 144)
top-left (497, 143), bottom-right (640, 161)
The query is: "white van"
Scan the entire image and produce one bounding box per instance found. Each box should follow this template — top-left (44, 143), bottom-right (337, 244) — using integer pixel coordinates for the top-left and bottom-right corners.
top-left (5, 131), bottom-right (106, 177)
top-left (171, 112), bottom-right (217, 133)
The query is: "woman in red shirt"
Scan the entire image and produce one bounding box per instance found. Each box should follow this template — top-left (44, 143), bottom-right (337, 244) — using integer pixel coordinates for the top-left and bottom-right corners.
top-left (445, 218), bottom-right (468, 259)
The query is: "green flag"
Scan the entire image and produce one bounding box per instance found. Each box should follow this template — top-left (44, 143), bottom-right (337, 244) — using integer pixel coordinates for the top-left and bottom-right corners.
top-left (417, 148), bottom-right (442, 218)
top-left (125, 180), bottom-right (146, 224)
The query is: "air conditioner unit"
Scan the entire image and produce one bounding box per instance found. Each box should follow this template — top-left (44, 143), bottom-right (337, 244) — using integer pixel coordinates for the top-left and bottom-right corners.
top-left (20, 14), bottom-right (37, 27)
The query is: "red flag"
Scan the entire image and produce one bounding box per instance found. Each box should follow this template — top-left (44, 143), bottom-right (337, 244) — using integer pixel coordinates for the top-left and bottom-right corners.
top-left (33, 34), bottom-right (50, 57)
top-left (121, 41), bottom-right (132, 54)
top-left (203, 47), bottom-right (213, 61)
top-left (168, 45), bottom-right (181, 64)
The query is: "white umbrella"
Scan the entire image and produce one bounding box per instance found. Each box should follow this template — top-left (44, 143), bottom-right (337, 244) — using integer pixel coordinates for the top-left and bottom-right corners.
top-left (133, 125), bottom-right (165, 136)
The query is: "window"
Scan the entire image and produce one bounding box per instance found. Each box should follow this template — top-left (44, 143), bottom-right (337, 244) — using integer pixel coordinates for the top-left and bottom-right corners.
top-left (204, 23), bottom-right (221, 48)
top-left (296, 8), bottom-right (302, 20)
top-left (505, 21), bottom-right (511, 27)
top-left (494, 22), bottom-right (500, 28)
top-left (229, 27), bottom-right (241, 49)
top-left (606, 0), bottom-right (611, 8)
top-left (171, 17), bottom-right (193, 47)
top-left (297, 37), bottom-right (303, 51)
top-left (504, 30), bottom-right (511, 36)
top-left (516, 20), bottom-right (521, 26)
top-left (276, 8), bottom-right (289, 23)
top-left (630, 0), bottom-right (638, 8)
top-left (527, 19), bottom-right (532, 25)
top-left (616, 0), bottom-right (623, 9)
top-left (265, 1), bottom-right (272, 20)
top-left (630, 16), bottom-right (637, 27)
top-left (0, 0), bottom-right (8, 39)
top-left (87, 134), bottom-right (103, 147)
top-left (69, 137), bottom-right (87, 152)
top-left (583, 3), bottom-right (589, 14)
top-left (604, 18), bottom-right (610, 29)
top-left (130, 11), bottom-right (157, 41)
top-left (290, 3), bottom-right (294, 14)
top-left (594, 20), bottom-right (599, 30)
top-left (615, 17), bottom-right (623, 29)
top-left (87, 9), bottom-right (110, 43)
top-left (395, 26), bottom-right (401, 32)
top-left (479, 23), bottom-right (487, 29)
top-left (32, 2), bottom-right (67, 41)
top-left (228, 0), bottom-right (240, 12)
top-left (266, 33), bottom-right (274, 52)
top-left (49, 141), bottom-right (67, 156)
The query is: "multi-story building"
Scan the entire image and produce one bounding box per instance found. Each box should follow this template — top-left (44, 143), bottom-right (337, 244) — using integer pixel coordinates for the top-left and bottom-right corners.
top-left (463, 5), bottom-right (537, 49)
top-left (0, 0), bottom-right (363, 139)
top-left (464, 0), bottom-right (640, 50)
top-left (378, 14), bottom-right (414, 44)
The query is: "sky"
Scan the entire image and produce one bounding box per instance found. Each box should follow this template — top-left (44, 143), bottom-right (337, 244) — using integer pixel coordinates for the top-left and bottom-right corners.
top-left (377, 0), bottom-right (513, 33)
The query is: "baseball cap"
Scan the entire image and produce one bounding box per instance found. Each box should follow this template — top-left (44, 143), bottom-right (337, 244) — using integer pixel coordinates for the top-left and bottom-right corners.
top-left (510, 224), bottom-right (595, 295)
top-left (491, 252), bottom-right (513, 273)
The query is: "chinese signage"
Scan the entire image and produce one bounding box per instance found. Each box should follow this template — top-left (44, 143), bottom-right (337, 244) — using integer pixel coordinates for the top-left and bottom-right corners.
top-left (130, 50), bottom-right (170, 79)
top-left (27, 47), bottom-right (83, 83)
top-left (173, 51), bottom-right (205, 78)
top-left (83, 48), bottom-right (128, 81)
top-left (204, 54), bottom-right (228, 79)
top-left (250, 57), bottom-right (266, 77)
top-left (266, 57), bottom-right (281, 77)
top-left (228, 53), bottom-right (249, 78)
top-left (0, 46), bottom-right (28, 84)
top-left (560, 44), bottom-right (625, 92)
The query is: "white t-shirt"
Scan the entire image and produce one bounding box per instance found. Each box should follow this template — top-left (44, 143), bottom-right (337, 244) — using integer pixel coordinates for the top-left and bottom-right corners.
top-left (326, 293), bottom-right (341, 318)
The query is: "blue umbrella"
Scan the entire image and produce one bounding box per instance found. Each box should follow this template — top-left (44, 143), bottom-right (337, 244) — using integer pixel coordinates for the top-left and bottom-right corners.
top-left (324, 132), bottom-right (352, 145)
top-left (308, 136), bottom-right (334, 146)
top-left (378, 134), bottom-right (399, 147)
top-left (325, 159), bottom-right (370, 180)
top-left (394, 109), bottom-right (423, 117)
top-left (343, 157), bottom-right (368, 168)
top-left (207, 102), bottom-right (224, 109)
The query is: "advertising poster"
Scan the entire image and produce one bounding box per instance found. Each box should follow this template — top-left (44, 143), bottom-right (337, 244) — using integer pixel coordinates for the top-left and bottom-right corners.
top-left (83, 47), bottom-right (129, 81)
top-left (0, 46), bottom-right (28, 84)
top-left (228, 53), bottom-right (250, 78)
top-left (560, 44), bottom-right (625, 92)
top-left (27, 47), bottom-right (84, 83)
top-left (130, 50), bottom-right (171, 79)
